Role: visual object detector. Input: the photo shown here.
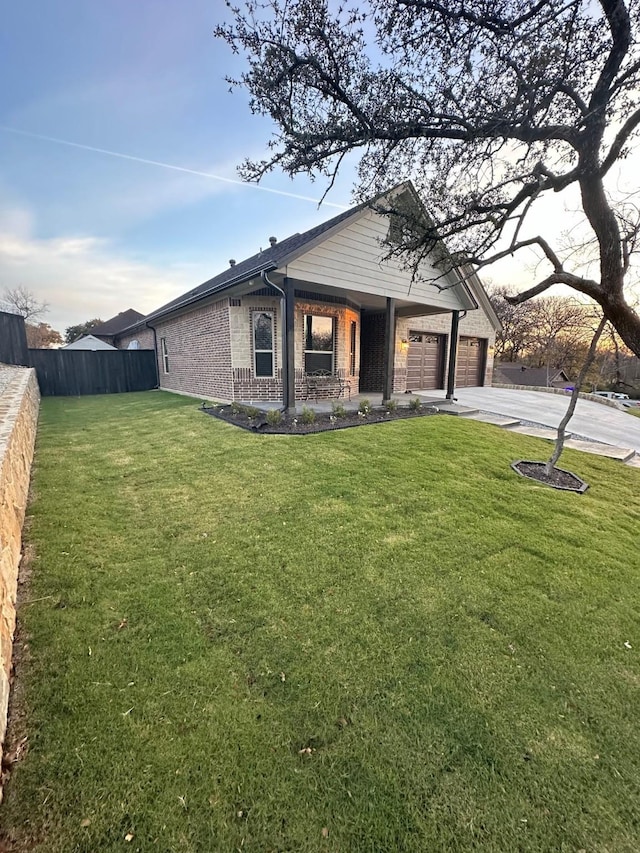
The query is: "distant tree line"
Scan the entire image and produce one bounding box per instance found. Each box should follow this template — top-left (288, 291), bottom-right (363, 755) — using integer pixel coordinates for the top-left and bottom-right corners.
top-left (63, 319), bottom-right (103, 344)
top-left (490, 287), bottom-right (640, 393)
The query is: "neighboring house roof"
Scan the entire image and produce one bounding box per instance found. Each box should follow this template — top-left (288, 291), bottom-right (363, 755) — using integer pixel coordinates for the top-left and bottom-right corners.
top-left (494, 363), bottom-right (570, 386)
top-left (90, 309), bottom-right (145, 337)
top-left (62, 334), bottom-right (118, 351)
top-left (116, 181), bottom-right (497, 334)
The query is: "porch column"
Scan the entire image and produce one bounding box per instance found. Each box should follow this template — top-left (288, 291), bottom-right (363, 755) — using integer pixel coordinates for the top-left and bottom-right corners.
top-left (283, 276), bottom-right (296, 411)
top-left (446, 310), bottom-right (460, 400)
top-left (382, 297), bottom-right (396, 402)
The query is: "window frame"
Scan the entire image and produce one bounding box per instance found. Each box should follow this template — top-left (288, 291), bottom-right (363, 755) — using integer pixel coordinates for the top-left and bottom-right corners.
top-left (252, 310), bottom-right (275, 378)
top-left (303, 314), bottom-right (335, 375)
top-left (160, 337), bottom-right (169, 374)
top-left (349, 320), bottom-right (357, 377)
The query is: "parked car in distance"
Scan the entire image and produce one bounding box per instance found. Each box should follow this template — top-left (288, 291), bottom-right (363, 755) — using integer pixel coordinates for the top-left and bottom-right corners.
top-left (593, 391), bottom-right (630, 399)
top-left (593, 391), bottom-right (640, 407)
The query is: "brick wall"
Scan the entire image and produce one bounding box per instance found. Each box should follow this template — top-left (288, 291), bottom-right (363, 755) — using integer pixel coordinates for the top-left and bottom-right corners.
top-left (0, 366), bottom-right (39, 798)
top-left (116, 299), bottom-right (496, 403)
top-left (230, 296), bottom-right (281, 401)
top-left (360, 313), bottom-right (385, 393)
top-left (294, 300), bottom-right (359, 398)
top-left (360, 312), bottom-right (408, 394)
top-left (230, 297), bottom-right (359, 402)
top-left (154, 300), bottom-right (234, 401)
top-left (115, 327), bottom-right (155, 350)
top-left (229, 295), bottom-right (280, 371)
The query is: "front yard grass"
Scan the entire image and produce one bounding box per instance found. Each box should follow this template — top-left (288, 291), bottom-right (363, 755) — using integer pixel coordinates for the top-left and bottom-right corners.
top-left (2, 391), bottom-right (640, 852)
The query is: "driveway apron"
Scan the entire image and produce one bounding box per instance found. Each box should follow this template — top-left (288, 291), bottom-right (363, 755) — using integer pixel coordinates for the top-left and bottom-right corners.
top-left (453, 387), bottom-right (640, 454)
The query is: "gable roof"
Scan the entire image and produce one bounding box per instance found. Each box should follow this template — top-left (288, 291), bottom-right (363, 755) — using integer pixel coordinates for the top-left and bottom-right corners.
top-left (494, 363), bottom-right (570, 386)
top-left (117, 182), bottom-right (496, 333)
top-left (91, 309), bottom-right (145, 336)
top-left (62, 334), bottom-right (118, 351)
top-left (140, 203), bottom-right (367, 325)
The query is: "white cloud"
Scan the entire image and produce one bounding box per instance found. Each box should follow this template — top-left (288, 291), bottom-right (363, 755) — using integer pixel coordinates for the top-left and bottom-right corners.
top-left (0, 212), bottom-right (211, 332)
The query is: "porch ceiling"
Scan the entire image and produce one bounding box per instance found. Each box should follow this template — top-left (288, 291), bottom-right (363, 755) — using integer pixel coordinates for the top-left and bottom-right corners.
top-left (258, 274), bottom-right (455, 317)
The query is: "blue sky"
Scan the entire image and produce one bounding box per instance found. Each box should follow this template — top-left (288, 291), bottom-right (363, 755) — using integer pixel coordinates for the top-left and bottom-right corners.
top-left (0, 0), bottom-right (358, 333)
top-left (1, 1), bottom-right (629, 336)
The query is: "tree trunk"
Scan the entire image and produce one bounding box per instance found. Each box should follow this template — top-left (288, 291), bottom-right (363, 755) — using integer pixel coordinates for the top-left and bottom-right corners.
top-left (544, 316), bottom-right (607, 476)
top-left (599, 295), bottom-right (640, 358)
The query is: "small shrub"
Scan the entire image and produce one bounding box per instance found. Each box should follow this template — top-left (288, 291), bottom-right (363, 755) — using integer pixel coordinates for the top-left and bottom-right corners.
top-left (300, 406), bottom-right (316, 424)
top-left (331, 402), bottom-right (347, 418)
top-left (230, 401), bottom-right (241, 415)
top-left (359, 398), bottom-right (371, 415)
top-left (384, 399), bottom-right (398, 412)
top-left (408, 397), bottom-right (422, 411)
top-left (266, 408), bottom-right (283, 426)
top-left (243, 406), bottom-right (260, 419)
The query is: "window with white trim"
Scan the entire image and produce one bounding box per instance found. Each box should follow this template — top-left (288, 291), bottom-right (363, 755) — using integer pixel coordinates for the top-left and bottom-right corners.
top-left (304, 314), bottom-right (334, 373)
top-left (160, 337), bottom-right (169, 373)
top-left (253, 311), bottom-right (274, 377)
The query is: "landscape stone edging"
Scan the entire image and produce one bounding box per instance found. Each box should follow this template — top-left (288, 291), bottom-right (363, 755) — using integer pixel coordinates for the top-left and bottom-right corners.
top-left (493, 383), bottom-right (627, 410)
top-left (0, 365), bottom-right (39, 796)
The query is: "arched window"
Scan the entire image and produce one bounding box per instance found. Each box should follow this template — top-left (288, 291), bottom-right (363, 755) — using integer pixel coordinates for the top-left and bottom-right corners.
top-left (253, 312), bottom-right (274, 377)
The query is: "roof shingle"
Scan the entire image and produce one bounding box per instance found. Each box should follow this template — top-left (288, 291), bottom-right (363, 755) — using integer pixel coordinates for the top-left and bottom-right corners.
top-left (91, 309), bottom-right (145, 336)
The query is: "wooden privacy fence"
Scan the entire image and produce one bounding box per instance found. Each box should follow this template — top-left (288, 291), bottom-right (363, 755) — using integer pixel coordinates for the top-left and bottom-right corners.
top-left (28, 349), bottom-right (158, 396)
top-left (1, 311), bottom-right (158, 396)
top-left (0, 311), bottom-right (29, 366)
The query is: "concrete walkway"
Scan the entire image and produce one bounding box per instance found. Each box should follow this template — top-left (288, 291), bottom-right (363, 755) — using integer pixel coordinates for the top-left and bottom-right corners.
top-left (453, 387), bottom-right (640, 454)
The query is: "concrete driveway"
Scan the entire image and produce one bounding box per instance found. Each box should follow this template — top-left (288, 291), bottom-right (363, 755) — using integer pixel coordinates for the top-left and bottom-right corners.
top-left (453, 387), bottom-right (640, 453)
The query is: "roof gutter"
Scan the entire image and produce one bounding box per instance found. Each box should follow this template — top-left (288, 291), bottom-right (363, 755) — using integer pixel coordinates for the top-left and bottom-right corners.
top-left (142, 262), bottom-right (277, 327)
top-left (145, 320), bottom-right (160, 389)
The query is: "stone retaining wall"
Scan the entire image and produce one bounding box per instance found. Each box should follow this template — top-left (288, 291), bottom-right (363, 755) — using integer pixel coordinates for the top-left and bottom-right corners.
top-left (493, 383), bottom-right (627, 410)
top-left (0, 365), bottom-right (39, 774)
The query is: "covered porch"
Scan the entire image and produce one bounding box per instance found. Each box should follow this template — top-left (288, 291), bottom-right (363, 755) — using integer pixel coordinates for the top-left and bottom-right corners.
top-left (232, 272), bottom-right (475, 410)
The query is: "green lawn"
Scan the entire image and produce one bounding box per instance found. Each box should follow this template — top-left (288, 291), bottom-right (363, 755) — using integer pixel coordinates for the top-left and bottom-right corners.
top-left (3, 391), bottom-right (640, 852)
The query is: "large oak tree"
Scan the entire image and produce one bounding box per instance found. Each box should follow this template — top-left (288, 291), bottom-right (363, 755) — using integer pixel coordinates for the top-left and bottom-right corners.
top-left (217, 0), bottom-right (640, 355)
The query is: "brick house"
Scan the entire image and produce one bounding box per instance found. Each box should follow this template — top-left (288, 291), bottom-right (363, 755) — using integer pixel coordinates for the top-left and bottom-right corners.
top-left (89, 310), bottom-right (146, 347)
top-left (114, 183), bottom-right (501, 407)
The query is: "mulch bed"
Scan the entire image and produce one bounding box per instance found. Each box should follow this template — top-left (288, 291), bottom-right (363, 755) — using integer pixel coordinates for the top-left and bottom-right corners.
top-left (202, 402), bottom-right (440, 434)
top-left (511, 460), bottom-right (589, 493)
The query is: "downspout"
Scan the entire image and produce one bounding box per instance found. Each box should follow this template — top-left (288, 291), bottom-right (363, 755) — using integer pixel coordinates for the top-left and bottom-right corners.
top-left (145, 321), bottom-right (160, 389)
top-left (261, 270), bottom-right (289, 411)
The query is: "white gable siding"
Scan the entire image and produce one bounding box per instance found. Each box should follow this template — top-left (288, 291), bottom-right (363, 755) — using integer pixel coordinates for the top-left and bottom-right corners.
top-left (283, 210), bottom-right (472, 311)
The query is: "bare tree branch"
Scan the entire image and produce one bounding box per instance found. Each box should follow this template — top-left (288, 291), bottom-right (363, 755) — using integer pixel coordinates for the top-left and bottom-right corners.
top-left (2, 285), bottom-right (48, 322)
top-left (217, 0), bottom-right (640, 355)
